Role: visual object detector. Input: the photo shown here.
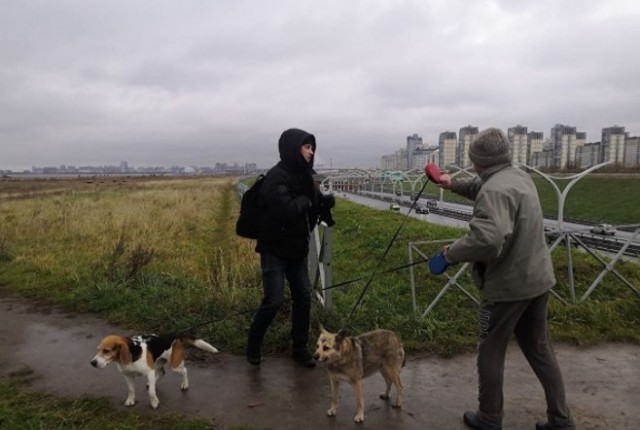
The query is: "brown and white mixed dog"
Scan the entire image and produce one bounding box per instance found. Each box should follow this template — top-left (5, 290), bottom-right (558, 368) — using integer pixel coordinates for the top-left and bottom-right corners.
top-left (90, 334), bottom-right (218, 409)
top-left (313, 326), bottom-right (405, 423)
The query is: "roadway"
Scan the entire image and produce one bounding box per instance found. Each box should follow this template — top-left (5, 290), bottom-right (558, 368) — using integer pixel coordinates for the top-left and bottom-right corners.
top-left (339, 191), bottom-right (470, 229)
top-left (339, 191), bottom-right (640, 259)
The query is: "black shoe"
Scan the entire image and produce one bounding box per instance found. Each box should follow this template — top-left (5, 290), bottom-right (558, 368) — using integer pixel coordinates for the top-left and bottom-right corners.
top-left (536, 422), bottom-right (561, 430)
top-left (292, 350), bottom-right (316, 368)
top-left (246, 354), bottom-right (261, 366)
top-left (463, 411), bottom-right (502, 430)
top-left (536, 422), bottom-right (575, 430)
top-left (246, 340), bottom-right (261, 366)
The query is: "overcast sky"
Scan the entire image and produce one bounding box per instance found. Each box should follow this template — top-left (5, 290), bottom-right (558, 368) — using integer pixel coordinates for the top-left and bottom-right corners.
top-left (1, 0), bottom-right (639, 171)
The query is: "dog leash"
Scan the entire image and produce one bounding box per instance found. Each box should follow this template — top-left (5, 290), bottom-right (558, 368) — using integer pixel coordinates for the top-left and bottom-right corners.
top-left (167, 257), bottom-right (430, 336)
top-left (340, 177), bottom-right (431, 330)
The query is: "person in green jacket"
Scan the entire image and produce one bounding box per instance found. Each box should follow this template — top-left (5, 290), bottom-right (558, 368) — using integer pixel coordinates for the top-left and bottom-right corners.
top-left (437, 128), bottom-right (575, 430)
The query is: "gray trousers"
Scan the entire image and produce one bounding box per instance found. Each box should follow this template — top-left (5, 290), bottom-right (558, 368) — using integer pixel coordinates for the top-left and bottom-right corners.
top-left (476, 291), bottom-right (575, 429)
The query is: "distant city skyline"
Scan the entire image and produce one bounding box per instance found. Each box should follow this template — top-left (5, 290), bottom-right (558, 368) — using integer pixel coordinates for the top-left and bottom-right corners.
top-left (1, 161), bottom-right (259, 175)
top-left (381, 123), bottom-right (640, 171)
top-left (4, 121), bottom-right (639, 175)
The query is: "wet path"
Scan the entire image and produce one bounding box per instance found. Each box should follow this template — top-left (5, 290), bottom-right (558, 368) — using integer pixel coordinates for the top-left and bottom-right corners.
top-left (0, 295), bottom-right (638, 429)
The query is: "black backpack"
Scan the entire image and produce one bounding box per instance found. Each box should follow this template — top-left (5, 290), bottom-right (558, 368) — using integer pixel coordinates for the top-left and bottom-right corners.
top-left (235, 175), bottom-right (265, 239)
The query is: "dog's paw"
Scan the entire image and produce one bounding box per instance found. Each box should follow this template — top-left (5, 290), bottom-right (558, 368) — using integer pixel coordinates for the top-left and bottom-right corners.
top-left (327, 407), bottom-right (337, 417)
top-left (125, 397), bottom-right (136, 407)
top-left (181, 382), bottom-right (189, 391)
top-left (150, 396), bottom-right (159, 409)
top-left (392, 403), bottom-right (402, 409)
top-left (354, 413), bottom-right (364, 423)
top-left (379, 393), bottom-right (390, 400)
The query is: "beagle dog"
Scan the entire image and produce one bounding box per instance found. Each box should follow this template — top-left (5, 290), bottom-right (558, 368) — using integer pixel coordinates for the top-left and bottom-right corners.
top-left (91, 334), bottom-right (218, 409)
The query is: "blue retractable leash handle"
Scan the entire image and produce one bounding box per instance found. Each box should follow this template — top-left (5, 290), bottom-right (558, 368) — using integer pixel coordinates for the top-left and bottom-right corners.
top-left (428, 250), bottom-right (453, 275)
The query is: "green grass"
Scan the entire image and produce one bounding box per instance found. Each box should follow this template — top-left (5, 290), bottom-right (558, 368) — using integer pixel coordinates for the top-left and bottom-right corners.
top-left (0, 367), bottom-right (216, 430)
top-left (535, 175), bottom-right (640, 224)
top-left (0, 176), bottom-right (639, 359)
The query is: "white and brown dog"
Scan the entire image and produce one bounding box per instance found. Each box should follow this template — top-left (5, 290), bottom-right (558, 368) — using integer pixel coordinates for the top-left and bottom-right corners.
top-left (90, 334), bottom-right (218, 409)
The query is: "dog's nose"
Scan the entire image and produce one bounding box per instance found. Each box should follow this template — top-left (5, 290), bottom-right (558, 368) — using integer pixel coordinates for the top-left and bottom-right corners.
top-left (90, 359), bottom-right (98, 367)
top-left (312, 353), bottom-right (319, 360)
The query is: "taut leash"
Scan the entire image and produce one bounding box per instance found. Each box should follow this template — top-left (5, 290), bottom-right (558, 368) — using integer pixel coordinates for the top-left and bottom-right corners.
top-left (340, 177), bottom-right (431, 330)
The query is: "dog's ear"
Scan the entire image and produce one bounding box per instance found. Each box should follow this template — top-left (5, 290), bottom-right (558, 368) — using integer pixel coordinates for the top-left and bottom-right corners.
top-left (319, 323), bottom-right (327, 334)
top-left (336, 329), bottom-right (347, 343)
top-left (117, 339), bottom-right (132, 365)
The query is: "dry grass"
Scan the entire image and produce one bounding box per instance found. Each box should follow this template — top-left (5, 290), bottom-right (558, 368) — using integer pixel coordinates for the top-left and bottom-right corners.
top-left (0, 176), bottom-right (257, 283)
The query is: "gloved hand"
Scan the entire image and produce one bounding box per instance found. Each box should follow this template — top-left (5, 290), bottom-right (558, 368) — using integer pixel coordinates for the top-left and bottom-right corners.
top-left (321, 193), bottom-right (336, 209)
top-left (424, 163), bottom-right (442, 184)
top-left (319, 205), bottom-right (335, 227)
top-left (317, 192), bottom-right (336, 227)
top-left (428, 250), bottom-right (453, 275)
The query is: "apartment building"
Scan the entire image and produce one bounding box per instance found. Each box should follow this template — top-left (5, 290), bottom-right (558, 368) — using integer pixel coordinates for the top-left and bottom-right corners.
top-left (507, 125), bottom-right (528, 164)
top-left (406, 133), bottom-right (422, 172)
top-left (602, 126), bottom-right (626, 165)
top-left (624, 136), bottom-right (640, 167)
top-left (439, 131), bottom-right (457, 169)
top-left (550, 124), bottom-right (586, 169)
top-left (458, 125), bottom-right (478, 168)
top-left (576, 142), bottom-right (602, 169)
top-left (532, 148), bottom-right (555, 168)
top-left (380, 148), bottom-right (408, 170)
top-left (412, 145), bottom-right (439, 170)
top-left (527, 131), bottom-right (544, 165)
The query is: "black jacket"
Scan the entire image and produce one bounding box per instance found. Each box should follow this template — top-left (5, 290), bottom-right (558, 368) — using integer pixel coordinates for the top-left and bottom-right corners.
top-left (256, 128), bottom-right (327, 260)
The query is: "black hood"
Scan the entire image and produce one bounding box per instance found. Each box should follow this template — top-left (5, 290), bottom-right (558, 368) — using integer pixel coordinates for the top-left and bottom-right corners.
top-left (278, 128), bottom-right (316, 171)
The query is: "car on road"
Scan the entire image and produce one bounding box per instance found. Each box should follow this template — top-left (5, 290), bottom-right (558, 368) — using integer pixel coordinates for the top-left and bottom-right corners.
top-left (590, 223), bottom-right (616, 236)
top-left (389, 203), bottom-right (400, 211)
top-left (415, 204), bottom-right (430, 214)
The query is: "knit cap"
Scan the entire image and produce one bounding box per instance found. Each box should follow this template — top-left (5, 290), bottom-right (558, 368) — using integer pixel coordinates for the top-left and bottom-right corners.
top-left (468, 128), bottom-right (512, 167)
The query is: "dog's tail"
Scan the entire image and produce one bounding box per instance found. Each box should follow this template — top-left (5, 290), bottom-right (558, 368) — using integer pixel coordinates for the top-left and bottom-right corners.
top-left (184, 337), bottom-right (219, 354)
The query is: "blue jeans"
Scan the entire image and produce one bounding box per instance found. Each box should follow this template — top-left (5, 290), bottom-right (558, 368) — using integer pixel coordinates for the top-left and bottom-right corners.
top-left (248, 253), bottom-right (312, 351)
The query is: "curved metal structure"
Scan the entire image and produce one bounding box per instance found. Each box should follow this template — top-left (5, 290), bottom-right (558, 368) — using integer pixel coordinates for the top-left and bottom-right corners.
top-left (321, 168), bottom-right (430, 199)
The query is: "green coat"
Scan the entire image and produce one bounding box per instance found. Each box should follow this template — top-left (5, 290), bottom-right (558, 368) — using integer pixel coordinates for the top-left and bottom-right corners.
top-left (447, 164), bottom-right (555, 302)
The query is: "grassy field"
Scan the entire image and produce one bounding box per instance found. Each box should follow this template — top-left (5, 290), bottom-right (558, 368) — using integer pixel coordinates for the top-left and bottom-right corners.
top-left (0, 174), bottom-right (638, 429)
top-left (534, 174), bottom-right (640, 224)
top-left (1, 174), bottom-right (638, 354)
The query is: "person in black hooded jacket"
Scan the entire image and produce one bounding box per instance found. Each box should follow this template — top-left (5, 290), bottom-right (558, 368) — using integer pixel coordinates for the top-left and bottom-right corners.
top-left (247, 128), bottom-right (335, 368)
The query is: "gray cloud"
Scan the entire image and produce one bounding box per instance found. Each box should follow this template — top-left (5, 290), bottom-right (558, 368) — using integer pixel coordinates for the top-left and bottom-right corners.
top-left (1, 0), bottom-right (639, 171)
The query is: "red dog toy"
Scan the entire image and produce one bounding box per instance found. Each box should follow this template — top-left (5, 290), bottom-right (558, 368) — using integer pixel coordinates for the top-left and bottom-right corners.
top-left (424, 163), bottom-right (442, 184)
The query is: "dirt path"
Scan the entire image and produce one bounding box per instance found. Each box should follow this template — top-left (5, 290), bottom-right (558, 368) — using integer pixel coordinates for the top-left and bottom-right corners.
top-left (0, 295), bottom-right (637, 429)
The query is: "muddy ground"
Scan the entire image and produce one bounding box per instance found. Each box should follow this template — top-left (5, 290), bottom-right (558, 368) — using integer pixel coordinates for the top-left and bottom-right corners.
top-left (0, 295), bottom-right (637, 430)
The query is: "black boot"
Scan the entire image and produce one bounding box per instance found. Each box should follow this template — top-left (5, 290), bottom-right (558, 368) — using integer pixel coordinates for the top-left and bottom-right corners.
top-left (246, 336), bottom-right (262, 366)
top-left (292, 349), bottom-right (316, 368)
top-left (463, 411), bottom-right (502, 430)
